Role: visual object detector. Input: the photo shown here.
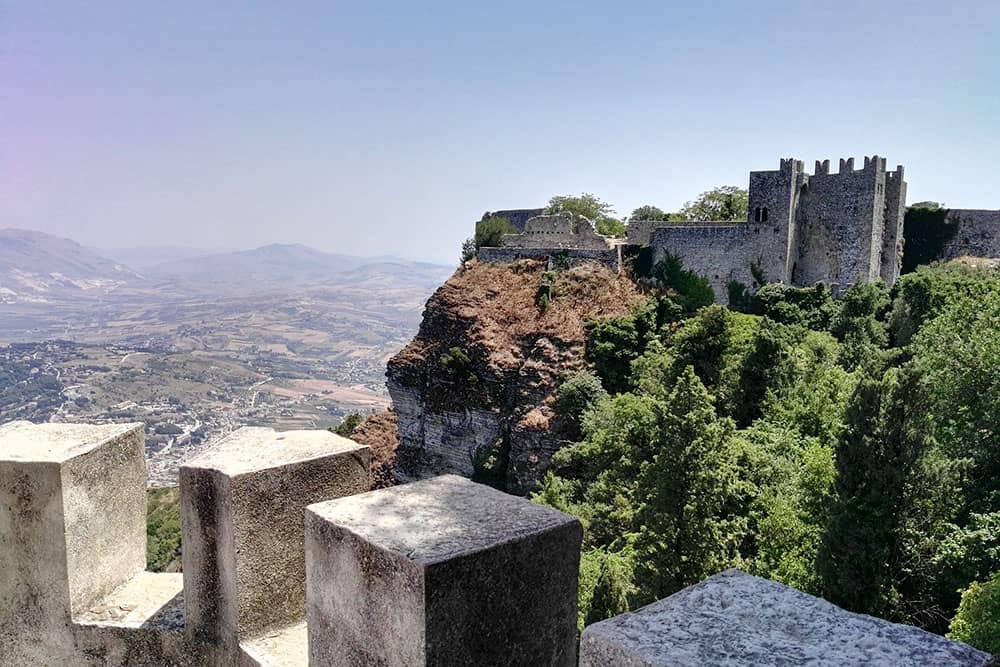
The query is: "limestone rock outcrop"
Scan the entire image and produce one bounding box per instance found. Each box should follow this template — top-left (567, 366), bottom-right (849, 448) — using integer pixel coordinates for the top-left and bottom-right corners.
top-left (386, 259), bottom-right (643, 492)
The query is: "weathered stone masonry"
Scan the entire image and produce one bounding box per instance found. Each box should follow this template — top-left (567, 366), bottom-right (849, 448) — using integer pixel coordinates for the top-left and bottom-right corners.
top-left (644, 156), bottom-right (908, 299)
top-left (942, 208), bottom-right (1000, 260)
top-left (0, 420), bottom-right (990, 665)
top-left (481, 156), bottom-right (910, 301)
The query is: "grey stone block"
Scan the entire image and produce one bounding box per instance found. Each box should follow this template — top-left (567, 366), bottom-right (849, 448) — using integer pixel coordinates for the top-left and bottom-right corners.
top-left (579, 569), bottom-right (991, 667)
top-left (0, 420), bottom-right (147, 664)
top-left (180, 427), bottom-right (370, 649)
top-left (305, 474), bottom-right (582, 667)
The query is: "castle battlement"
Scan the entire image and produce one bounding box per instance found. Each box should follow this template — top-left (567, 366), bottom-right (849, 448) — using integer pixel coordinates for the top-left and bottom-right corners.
top-left (481, 154), bottom-right (909, 302)
top-left (1, 419), bottom-right (988, 665)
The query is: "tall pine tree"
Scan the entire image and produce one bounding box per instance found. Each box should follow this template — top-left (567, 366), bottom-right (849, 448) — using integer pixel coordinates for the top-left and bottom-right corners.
top-left (633, 366), bottom-right (745, 602)
top-left (819, 367), bottom-right (927, 616)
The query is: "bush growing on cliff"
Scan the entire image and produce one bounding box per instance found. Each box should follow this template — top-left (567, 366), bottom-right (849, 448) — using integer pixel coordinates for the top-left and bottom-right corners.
top-left (652, 254), bottom-right (714, 311)
top-left (474, 216), bottom-right (516, 250)
top-left (554, 371), bottom-right (608, 441)
top-left (333, 413), bottom-right (363, 437)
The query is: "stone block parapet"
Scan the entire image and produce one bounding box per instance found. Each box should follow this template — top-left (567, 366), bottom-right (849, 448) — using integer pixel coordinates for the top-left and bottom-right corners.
top-left (180, 427), bottom-right (370, 652)
top-left (305, 474), bottom-right (583, 666)
top-left (0, 421), bottom-right (151, 664)
top-left (0, 420), bottom-right (371, 666)
top-left (579, 569), bottom-right (990, 666)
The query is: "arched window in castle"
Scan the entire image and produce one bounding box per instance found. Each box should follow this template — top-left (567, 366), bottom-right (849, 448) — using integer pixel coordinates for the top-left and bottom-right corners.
top-left (754, 207), bottom-right (761, 223)
top-left (762, 207), bottom-right (769, 222)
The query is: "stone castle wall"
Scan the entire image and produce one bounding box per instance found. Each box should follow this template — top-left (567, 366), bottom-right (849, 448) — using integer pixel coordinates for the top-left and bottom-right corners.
top-left (793, 157), bottom-right (884, 289)
top-left (501, 213), bottom-right (615, 250)
top-left (476, 155), bottom-right (920, 301)
top-left (942, 209), bottom-right (1000, 260)
top-left (481, 208), bottom-right (545, 233)
top-left (650, 224), bottom-right (755, 301)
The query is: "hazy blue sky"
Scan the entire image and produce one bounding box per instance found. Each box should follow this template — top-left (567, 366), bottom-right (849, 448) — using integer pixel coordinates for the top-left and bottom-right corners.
top-left (3, 1), bottom-right (998, 264)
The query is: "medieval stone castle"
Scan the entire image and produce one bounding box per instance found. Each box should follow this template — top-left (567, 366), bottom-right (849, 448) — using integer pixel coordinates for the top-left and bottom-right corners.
top-left (480, 155), bottom-right (909, 299)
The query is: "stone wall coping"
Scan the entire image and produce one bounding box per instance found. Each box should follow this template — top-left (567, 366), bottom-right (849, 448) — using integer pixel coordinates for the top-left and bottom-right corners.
top-left (306, 473), bottom-right (579, 565)
top-left (0, 420), bottom-right (144, 463)
top-left (580, 569), bottom-right (990, 666)
top-left (182, 426), bottom-right (366, 476)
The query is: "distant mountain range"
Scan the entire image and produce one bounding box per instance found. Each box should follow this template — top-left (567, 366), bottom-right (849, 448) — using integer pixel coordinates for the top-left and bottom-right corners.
top-left (0, 229), bottom-right (140, 303)
top-left (95, 245), bottom-right (233, 270)
top-left (0, 228), bottom-right (452, 304)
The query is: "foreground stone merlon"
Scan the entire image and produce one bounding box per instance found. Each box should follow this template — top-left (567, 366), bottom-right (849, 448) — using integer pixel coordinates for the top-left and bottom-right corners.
top-left (0, 420), bottom-right (149, 664)
top-left (579, 569), bottom-right (991, 667)
top-left (180, 426), bottom-right (370, 651)
top-left (306, 474), bottom-right (582, 667)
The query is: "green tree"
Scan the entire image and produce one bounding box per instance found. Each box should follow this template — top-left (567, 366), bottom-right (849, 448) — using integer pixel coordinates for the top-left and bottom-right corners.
top-left (652, 253), bottom-right (715, 310)
top-left (147, 487), bottom-right (182, 572)
top-left (753, 283), bottom-right (838, 331)
top-left (474, 215), bottom-right (516, 249)
top-left (830, 282), bottom-right (890, 370)
top-left (911, 291), bottom-right (1000, 514)
top-left (585, 552), bottom-right (635, 626)
top-left (948, 571), bottom-right (1000, 653)
top-left (819, 368), bottom-right (927, 617)
top-left (743, 427), bottom-right (836, 595)
top-left (556, 392), bottom-right (663, 546)
top-left (633, 367), bottom-right (744, 602)
top-left (731, 319), bottom-right (800, 427)
top-left (545, 193), bottom-right (625, 237)
top-left (585, 303), bottom-right (657, 395)
top-left (628, 204), bottom-right (669, 221)
top-left (553, 370), bottom-right (609, 441)
top-left (673, 186), bottom-right (748, 222)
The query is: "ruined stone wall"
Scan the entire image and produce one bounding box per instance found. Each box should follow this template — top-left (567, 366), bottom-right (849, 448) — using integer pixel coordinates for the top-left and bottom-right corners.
top-left (792, 157), bottom-right (884, 290)
top-left (500, 214), bottom-right (614, 251)
top-left (942, 209), bottom-right (1000, 259)
top-left (480, 208), bottom-right (545, 233)
top-left (650, 225), bottom-right (754, 302)
top-left (626, 219), bottom-right (662, 246)
top-left (478, 246), bottom-right (620, 271)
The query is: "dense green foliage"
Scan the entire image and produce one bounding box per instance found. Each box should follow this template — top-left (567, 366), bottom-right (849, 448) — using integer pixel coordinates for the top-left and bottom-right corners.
top-left (536, 262), bottom-right (1000, 650)
top-left (673, 185), bottom-right (749, 222)
top-left (545, 193), bottom-right (625, 237)
top-left (474, 216), bottom-right (516, 250)
top-left (948, 571), bottom-right (1000, 653)
top-left (147, 487), bottom-right (182, 572)
top-left (628, 205), bottom-right (670, 221)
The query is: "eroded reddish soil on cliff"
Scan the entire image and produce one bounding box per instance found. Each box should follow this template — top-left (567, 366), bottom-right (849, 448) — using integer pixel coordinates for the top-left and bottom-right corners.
top-left (388, 259), bottom-right (644, 490)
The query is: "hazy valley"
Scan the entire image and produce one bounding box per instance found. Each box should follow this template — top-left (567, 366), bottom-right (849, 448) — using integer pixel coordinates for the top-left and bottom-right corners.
top-left (0, 228), bottom-right (451, 484)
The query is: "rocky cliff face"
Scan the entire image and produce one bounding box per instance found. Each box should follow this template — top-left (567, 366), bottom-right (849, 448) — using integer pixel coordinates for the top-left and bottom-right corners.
top-left (387, 259), bottom-right (643, 492)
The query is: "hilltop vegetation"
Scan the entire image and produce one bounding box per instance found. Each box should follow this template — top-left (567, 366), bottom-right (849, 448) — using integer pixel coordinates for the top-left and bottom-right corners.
top-left (534, 261), bottom-right (1000, 650)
